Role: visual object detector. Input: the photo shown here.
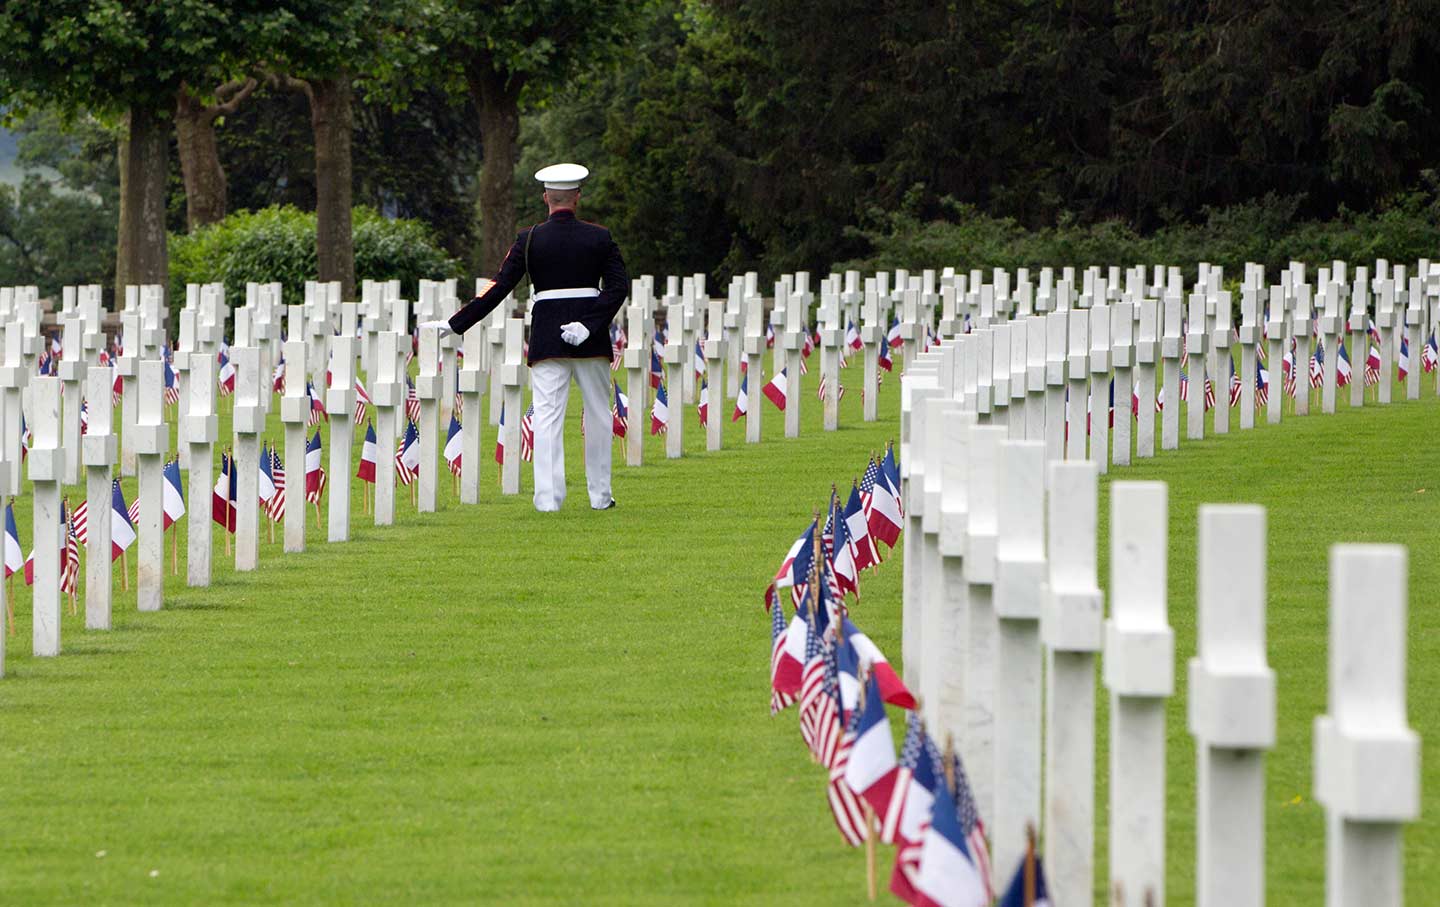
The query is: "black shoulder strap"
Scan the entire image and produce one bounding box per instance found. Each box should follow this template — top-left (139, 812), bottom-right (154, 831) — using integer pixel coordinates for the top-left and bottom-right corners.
top-left (523, 222), bottom-right (541, 289)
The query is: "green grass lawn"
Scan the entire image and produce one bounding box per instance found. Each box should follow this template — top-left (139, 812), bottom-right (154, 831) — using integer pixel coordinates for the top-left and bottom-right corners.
top-left (0, 366), bottom-right (1434, 905)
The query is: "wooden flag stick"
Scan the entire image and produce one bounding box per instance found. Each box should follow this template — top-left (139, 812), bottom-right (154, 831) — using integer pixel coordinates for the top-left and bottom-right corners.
top-left (171, 524), bottom-right (179, 575)
top-left (120, 549), bottom-right (130, 592)
top-left (268, 512), bottom-right (275, 544)
top-left (864, 804), bottom-right (877, 901)
top-left (1025, 823), bottom-right (1037, 907)
top-left (5, 574), bottom-right (13, 636)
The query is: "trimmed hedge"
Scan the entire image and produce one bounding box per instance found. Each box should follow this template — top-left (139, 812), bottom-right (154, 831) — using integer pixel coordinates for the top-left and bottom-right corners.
top-left (169, 205), bottom-right (462, 308)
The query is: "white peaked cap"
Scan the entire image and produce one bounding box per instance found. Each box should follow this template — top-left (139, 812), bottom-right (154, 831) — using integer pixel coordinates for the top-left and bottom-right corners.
top-left (535, 163), bottom-right (590, 190)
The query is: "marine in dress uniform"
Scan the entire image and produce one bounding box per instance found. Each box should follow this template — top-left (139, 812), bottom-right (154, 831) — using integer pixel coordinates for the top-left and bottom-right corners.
top-left (426, 163), bottom-right (629, 512)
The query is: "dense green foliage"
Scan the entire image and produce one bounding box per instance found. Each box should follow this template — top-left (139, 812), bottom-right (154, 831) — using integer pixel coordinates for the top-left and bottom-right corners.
top-left (169, 205), bottom-right (460, 306)
top-left (525, 0), bottom-right (1440, 279)
top-left (0, 372), bottom-right (1435, 903)
top-left (0, 112), bottom-right (119, 293)
top-left (842, 187), bottom-right (1440, 280)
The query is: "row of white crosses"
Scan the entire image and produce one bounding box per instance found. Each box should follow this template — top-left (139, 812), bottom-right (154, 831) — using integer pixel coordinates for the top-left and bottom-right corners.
top-left (897, 273), bottom-right (1423, 905)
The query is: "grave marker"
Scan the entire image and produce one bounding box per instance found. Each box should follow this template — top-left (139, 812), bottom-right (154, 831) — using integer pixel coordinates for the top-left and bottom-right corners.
top-left (29, 376), bottom-right (63, 656)
top-left (1190, 505), bottom-right (1274, 907)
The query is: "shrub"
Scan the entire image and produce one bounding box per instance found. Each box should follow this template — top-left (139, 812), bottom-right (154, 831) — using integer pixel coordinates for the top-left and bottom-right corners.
top-left (169, 205), bottom-right (462, 309)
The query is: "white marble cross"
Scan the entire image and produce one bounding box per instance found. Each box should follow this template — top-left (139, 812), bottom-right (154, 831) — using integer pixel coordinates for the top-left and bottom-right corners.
top-left (1292, 282), bottom-right (1314, 416)
top-left (1065, 309), bottom-right (1089, 462)
top-left (134, 358), bottom-right (170, 606)
top-left (991, 438), bottom-right (1045, 880)
top-left (59, 316), bottom-right (86, 485)
top-left (500, 318), bottom-right (524, 495)
top-left (962, 423), bottom-right (1005, 825)
top-left (118, 310), bottom-right (140, 476)
top-left (705, 299), bottom-right (727, 447)
top-left (370, 330), bottom-right (402, 523)
top-left (328, 335), bottom-right (357, 535)
top-left (1161, 295), bottom-right (1182, 450)
top-left (1105, 481), bottom-right (1174, 906)
top-left (1041, 460), bottom-right (1103, 906)
top-left (743, 294), bottom-right (765, 443)
top-left (414, 326), bottom-right (442, 512)
top-left (1265, 285), bottom-right (1286, 425)
top-left (458, 326), bottom-right (485, 504)
top-left (1189, 505), bottom-right (1274, 907)
top-left (1314, 544), bottom-right (1418, 907)
top-left (29, 376), bottom-right (63, 656)
top-left (1044, 311), bottom-right (1067, 468)
top-left (231, 345), bottom-right (261, 571)
top-left (1088, 304), bottom-right (1111, 472)
top-left (860, 286), bottom-right (882, 423)
top-left (279, 307), bottom-right (311, 547)
top-left (186, 351), bottom-right (218, 583)
top-left (781, 281), bottom-right (805, 438)
top-left (623, 297), bottom-right (648, 465)
top-left (1211, 290), bottom-right (1233, 434)
top-left (1186, 292), bottom-right (1208, 441)
top-left (83, 365), bottom-right (118, 625)
top-left (1111, 302), bottom-right (1135, 464)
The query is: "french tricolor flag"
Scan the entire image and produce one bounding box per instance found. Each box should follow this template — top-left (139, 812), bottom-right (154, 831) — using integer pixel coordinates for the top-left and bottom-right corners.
top-left (357, 422), bottom-right (378, 483)
top-left (732, 374), bottom-right (748, 422)
top-left (305, 432), bottom-right (325, 496)
top-left (696, 381), bottom-right (709, 428)
top-left (844, 617), bottom-right (915, 710)
top-left (915, 779), bottom-right (990, 907)
top-left (762, 368), bottom-right (788, 411)
top-left (211, 455), bottom-right (236, 533)
top-left (112, 481), bottom-right (138, 557)
top-left (444, 414), bottom-right (463, 476)
top-left (843, 670), bottom-right (900, 822)
top-left (3, 504), bottom-right (22, 579)
top-left (650, 382), bottom-right (669, 435)
top-left (162, 458), bottom-right (187, 529)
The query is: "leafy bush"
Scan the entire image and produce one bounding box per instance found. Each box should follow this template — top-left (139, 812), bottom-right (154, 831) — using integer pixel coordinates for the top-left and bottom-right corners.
top-left (169, 205), bottom-right (462, 307)
top-left (842, 183), bottom-right (1440, 284)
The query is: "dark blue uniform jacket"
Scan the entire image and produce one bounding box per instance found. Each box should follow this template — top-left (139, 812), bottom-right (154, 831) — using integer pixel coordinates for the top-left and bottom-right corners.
top-left (448, 209), bottom-right (630, 365)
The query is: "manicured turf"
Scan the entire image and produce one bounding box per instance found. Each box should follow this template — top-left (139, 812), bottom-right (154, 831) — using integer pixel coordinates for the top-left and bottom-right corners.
top-left (0, 365), bottom-right (1434, 905)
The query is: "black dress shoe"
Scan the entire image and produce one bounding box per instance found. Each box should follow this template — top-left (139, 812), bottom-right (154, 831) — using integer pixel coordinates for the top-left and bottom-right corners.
top-left (594, 499), bottom-right (617, 510)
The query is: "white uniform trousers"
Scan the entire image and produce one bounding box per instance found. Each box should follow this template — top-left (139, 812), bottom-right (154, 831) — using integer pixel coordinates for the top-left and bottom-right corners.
top-left (529, 357), bottom-right (615, 512)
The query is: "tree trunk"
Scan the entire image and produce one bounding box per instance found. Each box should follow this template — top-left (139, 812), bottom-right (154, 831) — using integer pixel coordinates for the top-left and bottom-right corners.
top-left (309, 76), bottom-right (355, 299)
top-left (115, 105), bottom-right (171, 300)
top-left (469, 66), bottom-right (523, 275)
top-left (175, 89), bottom-right (228, 231)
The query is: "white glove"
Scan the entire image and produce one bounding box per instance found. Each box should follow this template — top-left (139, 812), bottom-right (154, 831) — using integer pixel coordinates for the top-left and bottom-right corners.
top-left (419, 320), bottom-right (453, 340)
top-left (560, 321), bottom-right (590, 346)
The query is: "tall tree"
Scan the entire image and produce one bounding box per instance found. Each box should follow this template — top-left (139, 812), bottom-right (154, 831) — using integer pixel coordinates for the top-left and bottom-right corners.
top-left (268, 0), bottom-right (422, 298)
top-left (175, 78), bottom-right (258, 231)
top-left (0, 1), bottom-right (248, 296)
top-left (430, 0), bottom-right (640, 272)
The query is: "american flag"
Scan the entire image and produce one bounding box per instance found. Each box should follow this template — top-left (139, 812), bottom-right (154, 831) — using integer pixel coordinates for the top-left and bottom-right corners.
top-left (354, 376), bottom-right (371, 425)
top-left (1310, 341), bottom-right (1326, 389)
top-left (1228, 356), bottom-right (1242, 407)
top-left (163, 360), bottom-right (181, 405)
top-left (1256, 362), bottom-right (1270, 407)
top-left (1202, 375), bottom-right (1216, 411)
top-left (611, 381), bottom-right (629, 438)
top-left (396, 421), bottom-right (420, 486)
top-left (60, 508), bottom-right (80, 596)
top-left (272, 358), bottom-right (286, 395)
top-left (858, 457), bottom-right (882, 527)
top-left (80, 400), bottom-right (89, 435)
top-left (769, 591), bottom-right (797, 714)
top-left (266, 448), bottom-right (286, 522)
top-left (520, 404), bottom-right (535, 461)
top-left (405, 377), bottom-right (421, 423)
top-left (1282, 339), bottom-right (1298, 397)
top-left (127, 494), bottom-right (141, 526)
top-left (888, 717), bottom-right (940, 899)
top-left (945, 746), bottom-right (995, 901)
top-left (1423, 332), bottom-right (1439, 373)
top-left (826, 675), bottom-right (868, 847)
top-left (816, 374), bottom-right (845, 403)
top-left (610, 323), bottom-right (627, 371)
top-left (797, 611), bottom-right (828, 759)
top-left (73, 500), bottom-right (89, 545)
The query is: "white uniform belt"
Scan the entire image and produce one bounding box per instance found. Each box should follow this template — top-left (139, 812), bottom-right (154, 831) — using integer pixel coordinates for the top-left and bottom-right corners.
top-left (533, 287), bottom-right (600, 302)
